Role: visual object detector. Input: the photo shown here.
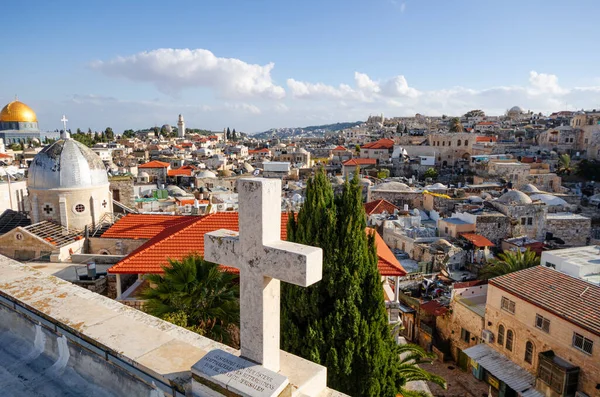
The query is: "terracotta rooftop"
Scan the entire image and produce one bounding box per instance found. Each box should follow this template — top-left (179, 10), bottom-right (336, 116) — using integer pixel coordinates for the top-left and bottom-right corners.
top-left (420, 300), bottom-right (448, 316)
top-left (475, 136), bottom-right (497, 143)
top-left (139, 160), bottom-right (170, 169)
top-left (362, 138), bottom-right (394, 150)
top-left (342, 158), bottom-right (377, 166)
top-left (364, 199), bottom-right (400, 216)
top-left (101, 214), bottom-right (189, 239)
top-left (167, 166), bottom-right (195, 177)
top-left (109, 214), bottom-right (406, 277)
top-left (460, 233), bottom-right (495, 247)
top-left (490, 266), bottom-right (600, 336)
top-left (369, 228), bottom-right (407, 277)
top-left (332, 145), bottom-right (347, 151)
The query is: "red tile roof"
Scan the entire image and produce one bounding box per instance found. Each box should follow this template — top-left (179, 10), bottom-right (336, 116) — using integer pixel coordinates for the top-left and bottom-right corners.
top-left (0, 153), bottom-right (13, 158)
top-left (342, 158), bottom-right (377, 166)
top-left (364, 199), bottom-right (399, 216)
top-left (362, 138), bottom-right (394, 150)
top-left (249, 148), bottom-right (271, 153)
top-left (332, 145), bottom-right (348, 151)
top-left (167, 165), bottom-right (195, 176)
top-left (101, 214), bottom-right (189, 239)
top-left (476, 121), bottom-right (497, 126)
top-left (109, 214), bottom-right (406, 277)
top-left (420, 300), bottom-right (448, 316)
top-left (452, 279), bottom-right (487, 290)
top-left (490, 266), bottom-right (600, 336)
top-left (460, 233), bottom-right (495, 247)
top-left (139, 160), bottom-right (170, 169)
top-left (369, 229), bottom-right (407, 276)
top-left (475, 136), bottom-right (497, 143)
top-left (175, 198), bottom-right (209, 206)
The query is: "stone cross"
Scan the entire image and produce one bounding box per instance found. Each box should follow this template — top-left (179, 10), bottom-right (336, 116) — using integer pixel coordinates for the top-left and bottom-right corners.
top-left (60, 115), bottom-right (68, 132)
top-left (204, 178), bottom-right (322, 372)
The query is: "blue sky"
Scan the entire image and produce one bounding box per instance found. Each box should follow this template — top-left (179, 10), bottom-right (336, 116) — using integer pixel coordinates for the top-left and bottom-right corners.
top-left (2, 0), bottom-right (600, 133)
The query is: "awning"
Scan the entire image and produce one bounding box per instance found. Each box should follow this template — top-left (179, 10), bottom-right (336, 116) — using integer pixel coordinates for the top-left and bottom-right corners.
top-left (461, 233), bottom-right (495, 247)
top-left (463, 344), bottom-right (543, 397)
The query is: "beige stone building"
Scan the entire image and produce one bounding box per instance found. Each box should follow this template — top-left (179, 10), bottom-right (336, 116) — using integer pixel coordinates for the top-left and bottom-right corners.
top-left (427, 132), bottom-right (480, 166)
top-left (465, 266), bottom-right (599, 397)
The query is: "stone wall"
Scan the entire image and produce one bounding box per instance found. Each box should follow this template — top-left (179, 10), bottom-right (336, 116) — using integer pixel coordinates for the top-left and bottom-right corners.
top-left (474, 214), bottom-right (511, 246)
top-left (436, 299), bottom-right (484, 361)
top-left (88, 236), bottom-right (148, 256)
top-left (544, 215), bottom-right (591, 246)
top-left (369, 190), bottom-right (423, 209)
top-left (486, 284), bottom-right (600, 396)
top-left (109, 177), bottom-right (135, 209)
top-left (72, 276), bottom-right (108, 295)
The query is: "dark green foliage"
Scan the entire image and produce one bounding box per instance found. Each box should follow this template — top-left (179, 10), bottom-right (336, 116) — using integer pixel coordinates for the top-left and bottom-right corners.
top-left (576, 159), bottom-right (600, 180)
top-left (141, 254), bottom-right (240, 347)
top-left (448, 117), bottom-right (464, 132)
top-left (478, 249), bottom-right (540, 280)
top-left (423, 168), bottom-right (438, 179)
top-left (282, 171), bottom-right (445, 396)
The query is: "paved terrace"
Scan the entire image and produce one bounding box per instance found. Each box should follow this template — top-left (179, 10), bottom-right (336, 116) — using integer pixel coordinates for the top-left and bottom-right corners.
top-left (0, 255), bottom-right (345, 397)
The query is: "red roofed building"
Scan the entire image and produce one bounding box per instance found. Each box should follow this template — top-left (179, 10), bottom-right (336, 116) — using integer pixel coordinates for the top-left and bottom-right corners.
top-left (138, 160), bottom-right (170, 183)
top-left (107, 213), bottom-right (406, 301)
top-left (341, 158), bottom-right (377, 178)
top-left (474, 121), bottom-right (498, 133)
top-left (360, 138), bottom-right (395, 161)
top-left (248, 148), bottom-right (272, 159)
top-left (331, 145), bottom-right (353, 164)
top-left (364, 199), bottom-right (400, 216)
top-left (167, 165), bottom-right (195, 179)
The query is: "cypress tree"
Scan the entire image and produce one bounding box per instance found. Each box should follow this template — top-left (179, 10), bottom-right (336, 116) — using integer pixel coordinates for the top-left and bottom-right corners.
top-left (282, 171), bottom-right (404, 396)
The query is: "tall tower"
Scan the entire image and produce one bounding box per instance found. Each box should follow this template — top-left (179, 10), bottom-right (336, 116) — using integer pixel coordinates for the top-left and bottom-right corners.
top-left (177, 114), bottom-right (185, 138)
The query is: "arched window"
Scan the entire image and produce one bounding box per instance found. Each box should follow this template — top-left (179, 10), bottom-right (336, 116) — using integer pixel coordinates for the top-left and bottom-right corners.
top-left (457, 140), bottom-right (462, 146)
top-left (525, 341), bottom-right (534, 364)
top-left (498, 325), bottom-right (505, 346)
top-left (464, 140), bottom-right (469, 146)
top-left (506, 330), bottom-right (514, 351)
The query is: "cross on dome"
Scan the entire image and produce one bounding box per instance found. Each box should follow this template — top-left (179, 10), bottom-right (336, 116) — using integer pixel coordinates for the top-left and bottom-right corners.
top-left (43, 204), bottom-right (53, 214)
top-left (102, 200), bottom-right (108, 208)
top-left (204, 178), bottom-right (323, 372)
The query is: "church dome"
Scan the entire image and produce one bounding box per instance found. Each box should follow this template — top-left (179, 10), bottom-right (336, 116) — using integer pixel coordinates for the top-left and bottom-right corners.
top-left (0, 100), bottom-right (37, 122)
top-left (521, 184), bottom-right (540, 193)
top-left (509, 106), bottom-right (524, 114)
top-left (497, 190), bottom-right (532, 205)
top-left (28, 139), bottom-right (108, 190)
top-left (376, 181), bottom-right (413, 191)
top-left (197, 170), bottom-right (217, 178)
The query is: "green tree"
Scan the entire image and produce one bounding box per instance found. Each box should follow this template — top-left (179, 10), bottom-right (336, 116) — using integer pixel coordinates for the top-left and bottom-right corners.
top-left (396, 344), bottom-right (447, 396)
top-left (282, 171), bottom-right (443, 396)
top-left (10, 143), bottom-right (22, 151)
top-left (576, 159), bottom-right (600, 180)
top-left (123, 129), bottom-right (135, 138)
top-left (355, 144), bottom-right (361, 154)
top-left (77, 128), bottom-right (82, 134)
top-left (464, 109), bottom-right (485, 119)
top-left (141, 254), bottom-right (240, 346)
top-left (105, 127), bottom-right (114, 141)
top-left (557, 154), bottom-right (573, 175)
top-left (448, 117), bottom-right (464, 132)
top-left (404, 125), bottom-right (409, 135)
top-left (396, 124), bottom-right (402, 135)
top-left (423, 168), bottom-right (438, 179)
top-left (478, 249), bottom-right (540, 280)
top-left (226, 127), bottom-right (231, 140)
top-left (232, 128), bottom-right (237, 141)
top-left (377, 169), bottom-right (390, 179)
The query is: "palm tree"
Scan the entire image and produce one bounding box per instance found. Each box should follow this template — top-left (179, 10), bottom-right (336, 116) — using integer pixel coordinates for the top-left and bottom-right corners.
top-left (478, 249), bottom-right (540, 280)
top-left (448, 118), bottom-right (464, 133)
top-left (557, 153), bottom-right (573, 175)
top-left (141, 254), bottom-right (240, 346)
top-left (396, 344), bottom-right (447, 397)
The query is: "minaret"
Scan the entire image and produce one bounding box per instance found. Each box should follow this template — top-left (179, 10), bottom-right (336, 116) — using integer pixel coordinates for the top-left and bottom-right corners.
top-left (177, 114), bottom-right (185, 138)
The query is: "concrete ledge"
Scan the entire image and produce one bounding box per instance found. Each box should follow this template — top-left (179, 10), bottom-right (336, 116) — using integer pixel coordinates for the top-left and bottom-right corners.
top-left (0, 256), bottom-right (347, 397)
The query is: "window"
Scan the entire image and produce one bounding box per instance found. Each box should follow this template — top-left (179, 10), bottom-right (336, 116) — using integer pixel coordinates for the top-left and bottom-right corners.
top-left (572, 333), bottom-right (593, 354)
top-left (525, 341), bottom-right (534, 364)
top-left (460, 328), bottom-right (471, 343)
top-left (497, 325), bottom-right (505, 346)
top-left (527, 217), bottom-right (533, 226)
top-left (538, 351), bottom-right (580, 395)
top-left (465, 140), bottom-right (468, 146)
top-left (442, 141), bottom-right (445, 146)
top-left (506, 330), bottom-right (514, 351)
top-left (445, 227), bottom-right (448, 234)
top-left (75, 204), bottom-right (85, 213)
top-left (521, 217), bottom-right (526, 225)
top-left (457, 140), bottom-right (462, 146)
top-left (535, 314), bottom-right (550, 333)
top-left (501, 297), bottom-right (515, 314)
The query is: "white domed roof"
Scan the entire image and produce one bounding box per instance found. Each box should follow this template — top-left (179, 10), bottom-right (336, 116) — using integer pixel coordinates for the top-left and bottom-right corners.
top-left (297, 147), bottom-right (309, 154)
top-left (376, 181), bottom-right (413, 191)
top-left (530, 194), bottom-right (568, 206)
top-left (28, 139), bottom-right (108, 190)
top-left (509, 106), bottom-right (524, 114)
top-left (360, 178), bottom-right (373, 186)
top-left (425, 183), bottom-right (447, 190)
top-left (467, 196), bottom-right (484, 203)
top-left (197, 170), bottom-right (217, 178)
top-left (497, 190), bottom-right (532, 205)
top-left (521, 184), bottom-right (540, 193)
top-left (138, 171), bottom-right (150, 178)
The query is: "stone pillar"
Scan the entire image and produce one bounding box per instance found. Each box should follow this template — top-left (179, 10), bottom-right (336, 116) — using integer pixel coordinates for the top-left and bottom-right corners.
top-left (115, 274), bottom-right (122, 299)
top-left (394, 276), bottom-right (400, 302)
top-left (31, 195), bottom-right (39, 224)
top-left (90, 195), bottom-right (97, 228)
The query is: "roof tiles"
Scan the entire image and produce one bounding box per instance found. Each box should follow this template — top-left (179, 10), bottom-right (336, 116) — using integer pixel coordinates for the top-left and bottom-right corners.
top-left (364, 199), bottom-right (399, 216)
top-left (490, 266), bottom-right (600, 336)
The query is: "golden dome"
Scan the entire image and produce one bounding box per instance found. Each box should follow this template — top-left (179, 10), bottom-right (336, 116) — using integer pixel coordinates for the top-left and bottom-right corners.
top-left (0, 100), bottom-right (38, 123)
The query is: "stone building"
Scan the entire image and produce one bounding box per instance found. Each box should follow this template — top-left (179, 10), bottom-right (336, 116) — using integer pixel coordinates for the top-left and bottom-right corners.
top-left (27, 137), bottom-right (113, 230)
top-left (427, 132), bottom-right (480, 166)
top-left (490, 190), bottom-right (547, 241)
top-left (466, 266), bottom-right (600, 397)
top-left (544, 213), bottom-right (591, 247)
top-left (138, 160), bottom-right (170, 184)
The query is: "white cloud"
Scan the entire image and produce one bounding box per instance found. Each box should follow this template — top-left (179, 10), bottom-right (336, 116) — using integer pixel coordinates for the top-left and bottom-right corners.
top-left (224, 102), bottom-right (262, 114)
top-left (527, 71), bottom-right (566, 95)
top-left (90, 48), bottom-right (285, 99)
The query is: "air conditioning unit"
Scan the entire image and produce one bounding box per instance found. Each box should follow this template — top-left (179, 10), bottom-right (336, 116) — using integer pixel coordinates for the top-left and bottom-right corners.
top-left (481, 329), bottom-right (494, 343)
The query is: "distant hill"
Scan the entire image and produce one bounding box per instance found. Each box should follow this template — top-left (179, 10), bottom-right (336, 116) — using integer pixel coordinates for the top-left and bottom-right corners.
top-left (253, 121), bottom-right (363, 139)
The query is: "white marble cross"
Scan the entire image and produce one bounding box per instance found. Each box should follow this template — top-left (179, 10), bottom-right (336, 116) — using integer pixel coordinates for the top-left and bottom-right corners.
top-left (60, 115), bottom-right (68, 132)
top-left (204, 178), bottom-right (323, 372)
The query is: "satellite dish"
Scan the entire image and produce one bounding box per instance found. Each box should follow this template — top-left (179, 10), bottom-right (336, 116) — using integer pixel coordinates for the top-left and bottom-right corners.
top-left (253, 169), bottom-right (260, 176)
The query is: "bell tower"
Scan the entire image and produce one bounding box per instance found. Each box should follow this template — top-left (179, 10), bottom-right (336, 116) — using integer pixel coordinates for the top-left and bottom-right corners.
top-left (177, 114), bottom-right (185, 138)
